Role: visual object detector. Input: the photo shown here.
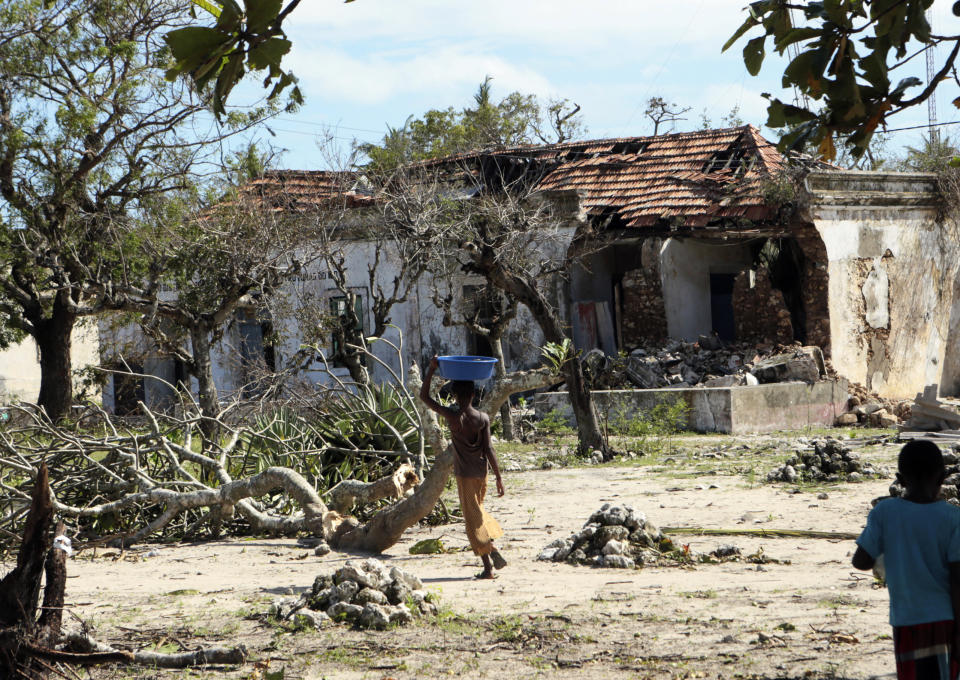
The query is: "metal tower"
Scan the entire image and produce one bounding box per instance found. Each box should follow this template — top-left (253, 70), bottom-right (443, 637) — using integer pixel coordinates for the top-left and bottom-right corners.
top-left (926, 8), bottom-right (939, 142)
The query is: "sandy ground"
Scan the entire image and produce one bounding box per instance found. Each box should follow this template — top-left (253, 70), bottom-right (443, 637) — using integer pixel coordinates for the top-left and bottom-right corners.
top-left (17, 433), bottom-right (906, 679)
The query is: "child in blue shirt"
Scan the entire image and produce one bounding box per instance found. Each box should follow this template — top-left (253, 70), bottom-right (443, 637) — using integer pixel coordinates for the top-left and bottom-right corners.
top-left (854, 439), bottom-right (960, 680)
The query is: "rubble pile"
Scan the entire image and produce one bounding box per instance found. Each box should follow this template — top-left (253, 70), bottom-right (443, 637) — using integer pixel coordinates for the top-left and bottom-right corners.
top-left (582, 339), bottom-right (826, 391)
top-left (766, 439), bottom-right (888, 483)
top-left (901, 386), bottom-right (960, 432)
top-left (267, 558), bottom-right (436, 630)
top-left (536, 504), bottom-right (666, 569)
top-left (536, 504), bottom-right (790, 569)
top-left (887, 450), bottom-right (960, 504)
top-left (835, 384), bottom-right (910, 428)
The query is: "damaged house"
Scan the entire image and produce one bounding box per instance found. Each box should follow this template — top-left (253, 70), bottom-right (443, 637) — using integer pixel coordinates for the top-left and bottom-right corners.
top-left (99, 125), bottom-right (958, 421)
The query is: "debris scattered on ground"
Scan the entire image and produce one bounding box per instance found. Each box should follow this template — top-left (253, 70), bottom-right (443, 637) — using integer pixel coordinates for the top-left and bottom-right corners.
top-left (766, 439), bottom-right (889, 483)
top-left (841, 382), bottom-right (910, 428)
top-left (581, 340), bottom-right (829, 391)
top-left (267, 558), bottom-right (436, 630)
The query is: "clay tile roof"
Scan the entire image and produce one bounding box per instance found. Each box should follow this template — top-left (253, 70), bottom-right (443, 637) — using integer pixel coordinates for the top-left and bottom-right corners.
top-left (241, 127), bottom-right (787, 228)
top-left (238, 170), bottom-right (373, 211)
top-left (429, 125), bottom-right (785, 228)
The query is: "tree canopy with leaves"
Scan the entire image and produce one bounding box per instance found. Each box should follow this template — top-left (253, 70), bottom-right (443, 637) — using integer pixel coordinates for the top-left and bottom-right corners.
top-left (360, 77), bottom-right (586, 169)
top-left (725, 0), bottom-right (952, 160)
top-left (0, 0), bottom-right (267, 421)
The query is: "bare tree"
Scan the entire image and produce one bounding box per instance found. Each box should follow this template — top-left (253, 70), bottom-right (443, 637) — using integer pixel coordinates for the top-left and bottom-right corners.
top-left (386, 158), bottom-right (609, 457)
top-left (431, 280), bottom-right (520, 439)
top-left (645, 97), bottom-right (691, 136)
top-left (101, 184), bottom-right (324, 443)
top-left (306, 170), bottom-right (432, 387)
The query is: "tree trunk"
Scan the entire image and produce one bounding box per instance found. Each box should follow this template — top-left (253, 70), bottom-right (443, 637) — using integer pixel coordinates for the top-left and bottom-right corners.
top-left (489, 335), bottom-right (515, 440)
top-left (481, 263), bottom-right (607, 457)
top-left (190, 326), bottom-right (220, 444)
top-left (33, 300), bottom-right (77, 423)
top-left (0, 463), bottom-right (67, 679)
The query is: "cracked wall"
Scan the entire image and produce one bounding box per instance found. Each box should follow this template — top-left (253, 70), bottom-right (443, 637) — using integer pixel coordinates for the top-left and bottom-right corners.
top-left (807, 205), bottom-right (958, 398)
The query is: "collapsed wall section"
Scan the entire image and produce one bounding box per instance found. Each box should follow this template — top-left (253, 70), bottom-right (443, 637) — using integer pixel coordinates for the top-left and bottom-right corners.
top-left (732, 265), bottom-right (793, 344)
top-left (620, 238), bottom-right (668, 346)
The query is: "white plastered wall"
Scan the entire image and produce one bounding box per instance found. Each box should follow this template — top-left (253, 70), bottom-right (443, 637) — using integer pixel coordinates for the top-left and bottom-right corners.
top-left (659, 238), bottom-right (754, 341)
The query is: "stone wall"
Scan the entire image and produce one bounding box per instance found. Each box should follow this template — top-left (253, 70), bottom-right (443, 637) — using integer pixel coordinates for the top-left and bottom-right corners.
top-left (620, 265), bottom-right (667, 346)
top-left (533, 379), bottom-right (848, 434)
top-left (792, 224), bottom-right (831, 352)
top-left (732, 265), bottom-right (793, 344)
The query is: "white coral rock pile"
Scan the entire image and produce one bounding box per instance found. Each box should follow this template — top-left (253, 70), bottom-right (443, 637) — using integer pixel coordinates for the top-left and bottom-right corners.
top-left (536, 503), bottom-right (663, 569)
top-left (268, 558), bottom-right (436, 630)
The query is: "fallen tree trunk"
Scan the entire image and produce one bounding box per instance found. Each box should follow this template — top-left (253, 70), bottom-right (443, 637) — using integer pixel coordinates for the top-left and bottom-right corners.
top-left (330, 362), bottom-right (557, 553)
top-left (65, 634), bottom-right (246, 668)
top-left (0, 360), bottom-right (559, 556)
top-left (326, 463), bottom-right (420, 514)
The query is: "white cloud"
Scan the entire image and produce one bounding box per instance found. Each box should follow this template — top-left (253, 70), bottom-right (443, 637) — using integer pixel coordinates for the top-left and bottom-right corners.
top-left (288, 44), bottom-right (554, 105)
top-left (288, 0), bottom-right (752, 55)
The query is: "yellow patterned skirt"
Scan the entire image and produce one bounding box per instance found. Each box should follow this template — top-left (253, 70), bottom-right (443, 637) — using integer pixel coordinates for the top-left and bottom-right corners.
top-left (455, 475), bottom-right (503, 556)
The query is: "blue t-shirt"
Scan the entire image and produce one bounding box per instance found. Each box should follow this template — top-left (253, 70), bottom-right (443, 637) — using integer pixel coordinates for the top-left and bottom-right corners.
top-left (857, 497), bottom-right (960, 626)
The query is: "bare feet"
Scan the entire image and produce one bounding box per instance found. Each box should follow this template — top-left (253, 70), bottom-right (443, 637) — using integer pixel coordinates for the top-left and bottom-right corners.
top-left (491, 550), bottom-right (507, 570)
top-left (475, 570), bottom-right (498, 580)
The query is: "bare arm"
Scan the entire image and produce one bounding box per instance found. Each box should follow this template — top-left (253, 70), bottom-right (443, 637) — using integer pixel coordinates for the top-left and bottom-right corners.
top-left (482, 414), bottom-right (504, 497)
top-left (951, 562), bottom-right (960, 658)
top-left (852, 545), bottom-right (875, 571)
top-left (418, 356), bottom-right (456, 421)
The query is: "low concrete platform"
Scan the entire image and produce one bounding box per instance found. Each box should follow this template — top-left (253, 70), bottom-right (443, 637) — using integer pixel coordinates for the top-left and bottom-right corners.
top-left (533, 379), bottom-right (849, 434)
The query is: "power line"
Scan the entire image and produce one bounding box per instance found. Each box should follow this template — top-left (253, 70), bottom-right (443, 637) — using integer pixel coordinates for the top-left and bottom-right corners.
top-left (883, 118), bottom-right (960, 133)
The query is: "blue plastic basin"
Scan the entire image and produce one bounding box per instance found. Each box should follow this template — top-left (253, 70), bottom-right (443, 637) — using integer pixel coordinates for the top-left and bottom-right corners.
top-left (437, 355), bottom-right (498, 381)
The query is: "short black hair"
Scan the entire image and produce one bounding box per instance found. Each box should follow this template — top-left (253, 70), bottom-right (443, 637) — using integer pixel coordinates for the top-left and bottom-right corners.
top-left (898, 440), bottom-right (944, 482)
top-left (450, 380), bottom-right (475, 401)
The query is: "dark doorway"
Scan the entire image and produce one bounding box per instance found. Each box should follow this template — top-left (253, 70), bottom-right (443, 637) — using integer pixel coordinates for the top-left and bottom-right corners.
top-left (463, 285), bottom-right (495, 358)
top-left (112, 362), bottom-right (144, 416)
top-left (710, 273), bottom-right (736, 341)
top-left (238, 310), bottom-right (277, 397)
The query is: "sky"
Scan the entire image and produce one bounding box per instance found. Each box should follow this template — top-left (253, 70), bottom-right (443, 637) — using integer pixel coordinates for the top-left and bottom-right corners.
top-left (231, 0), bottom-right (960, 171)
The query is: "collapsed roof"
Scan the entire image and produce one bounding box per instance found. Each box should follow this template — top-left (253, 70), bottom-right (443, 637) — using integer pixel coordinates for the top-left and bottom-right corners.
top-left (420, 125), bottom-right (787, 228)
top-left (237, 126), bottom-right (792, 228)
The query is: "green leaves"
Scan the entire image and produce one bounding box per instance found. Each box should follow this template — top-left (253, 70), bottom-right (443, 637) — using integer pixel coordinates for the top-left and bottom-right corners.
top-left (245, 0), bottom-right (283, 33)
top-left (165, 0), bottom-right (317, 118)
top-left (743, 37), bottom-right (766, 76)
top-left (726, 0), bottom-right (947, 160)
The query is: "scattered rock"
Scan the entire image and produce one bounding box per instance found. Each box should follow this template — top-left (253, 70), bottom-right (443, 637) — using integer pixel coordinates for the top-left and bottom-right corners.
top-left (834, 413), bottom-right (858, 426)
top-left (536, 504), bottom-right (662, 568)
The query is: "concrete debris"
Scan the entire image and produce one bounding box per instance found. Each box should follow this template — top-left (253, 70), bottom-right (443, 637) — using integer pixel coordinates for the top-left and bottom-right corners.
top-left (766, 439), bottom-right (889, 483)
top-left (582, 340), bottom-right (828, 391)
top-left (269, 558), bottom-right (435, 631)
top-left (903, 385), bottom-right (960, 432)
top-left (537, 504), bottom-right (790, 568)
top-left (841, 382), bottom-right (910, 428)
